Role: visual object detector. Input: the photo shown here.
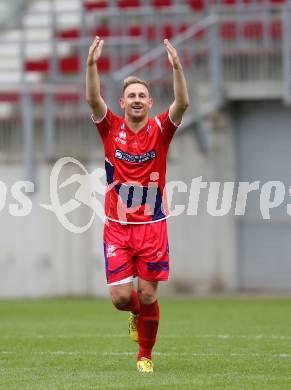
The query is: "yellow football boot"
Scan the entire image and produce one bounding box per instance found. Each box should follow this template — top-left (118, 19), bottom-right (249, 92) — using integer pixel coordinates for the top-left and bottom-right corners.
top-left (137, 357), bottom-right (154, 373)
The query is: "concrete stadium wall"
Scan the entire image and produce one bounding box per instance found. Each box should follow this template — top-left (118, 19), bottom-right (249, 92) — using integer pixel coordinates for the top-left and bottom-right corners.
top-left (0, 164), bottom-right (98, 298)
top-left (235, 101), bottom-right (291, 291)
top-left (162, 110), bottom-right (237, 295)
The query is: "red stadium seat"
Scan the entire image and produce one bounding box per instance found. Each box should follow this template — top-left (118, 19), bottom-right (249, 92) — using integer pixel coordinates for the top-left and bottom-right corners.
top-left (57, 29), bottom-right (80, 39)
top-left (117, 0), bottom-right (140, 8)
top-left (188, 0), bottom-right (204, 11)
top-left (222, 0), bottom-right (236, 5)
top-left (0, 92), bottom-right (20, 103)
top-left (58, 56), bottom-right (110, 72)
top-left (243, 21), bottom-right (263, 39)
top-left (84, 1), bottom-right (109, 10)
top-left (93, 26), bottom-right (112, 37)
top-left (270, 0), bottom-right (286, 3)
top-left (97, 56), bottom-right (111, 72)
top-left (152, 0), bottom-right (172, 8)
top-left (0, 90), bottom-right (81, 105)
top-left (55, 92), bottom-right (81, 103)
top-left (145, 24), bottom-right (174, 41)
top-left (59, 56), bottom-right (80, 73)
top-left (220, 22), bottom-right (237, 40)
top-left (269, 20), bottom-right (282, 39)
top-left (26, 59), bottom-right (50, 72)
top-left (163, 24), bottom-right (174, 39)
top-left (31, 92), bottom-right (81, 103)
top-left (128, 25), bottom-right (142, 37)
top-left (26, 54), bottom-right (111, 76)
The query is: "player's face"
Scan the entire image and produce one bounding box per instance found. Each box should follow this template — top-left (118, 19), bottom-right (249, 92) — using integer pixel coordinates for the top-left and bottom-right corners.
top-left (120, 83), bottom-right (153, 121)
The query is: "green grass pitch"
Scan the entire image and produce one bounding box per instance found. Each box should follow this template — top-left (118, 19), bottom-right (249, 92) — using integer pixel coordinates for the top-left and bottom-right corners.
top-left (0, 298), bottom-right (290, 389)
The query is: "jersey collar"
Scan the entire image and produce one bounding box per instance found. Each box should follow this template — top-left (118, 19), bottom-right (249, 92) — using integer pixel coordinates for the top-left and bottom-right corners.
top-left (123, 118), bottom-right (151, 136)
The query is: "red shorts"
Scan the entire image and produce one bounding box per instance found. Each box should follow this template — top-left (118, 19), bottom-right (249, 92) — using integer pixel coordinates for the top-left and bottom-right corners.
top-left (103, 219), bottom-right (170, 285)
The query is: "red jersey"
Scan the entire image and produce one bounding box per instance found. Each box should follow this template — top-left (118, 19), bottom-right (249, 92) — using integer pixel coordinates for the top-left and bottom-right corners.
top-left (92, 107), bottom-right (179, 224)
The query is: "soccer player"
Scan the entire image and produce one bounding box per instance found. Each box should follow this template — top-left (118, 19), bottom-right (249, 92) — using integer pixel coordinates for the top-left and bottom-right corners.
top-left (86, 36), bottom-right (189, 373)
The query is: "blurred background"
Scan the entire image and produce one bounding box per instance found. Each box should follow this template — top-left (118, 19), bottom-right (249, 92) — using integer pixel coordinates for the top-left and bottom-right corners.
top-left (0, 0), bottom-right (291, 298)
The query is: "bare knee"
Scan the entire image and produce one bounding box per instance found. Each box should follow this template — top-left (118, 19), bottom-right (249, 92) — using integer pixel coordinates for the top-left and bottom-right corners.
top-left (110, 285), bottom-right (132, 309)
top-left (138, 285), bottom-right (157, 305)
top-left (112, 295), bottom-right (131, 309)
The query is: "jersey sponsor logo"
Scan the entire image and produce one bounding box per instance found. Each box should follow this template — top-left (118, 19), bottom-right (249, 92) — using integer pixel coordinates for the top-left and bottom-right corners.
top-left (115, 149), bottom-right (156, 164)
top-left (119, 131), bottom-right (126, 139)
top-left (147, 261), bottom-right (169, 272)
top-left (115, 131), bottom-right (127, 145)
top-left (115, 136), bottom-right (126, 145)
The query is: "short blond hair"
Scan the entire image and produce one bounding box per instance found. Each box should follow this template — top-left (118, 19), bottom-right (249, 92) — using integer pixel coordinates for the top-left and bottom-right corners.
top-left (122, 76), bottom-right (150, 95)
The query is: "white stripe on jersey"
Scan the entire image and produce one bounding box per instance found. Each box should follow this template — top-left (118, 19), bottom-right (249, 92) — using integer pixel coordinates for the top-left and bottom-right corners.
top-left (155, 116), bottom-right (162, 131)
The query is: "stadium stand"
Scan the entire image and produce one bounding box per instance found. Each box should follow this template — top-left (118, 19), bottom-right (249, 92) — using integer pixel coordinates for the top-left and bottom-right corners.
top-left (84, 1), bottom-right (109, 11)
top-left (0, 0), bottom-right (290, 116)
top-left (188, 0), bottom-right (205, 11)
top-left (118, 0), bottom-right (141, 7)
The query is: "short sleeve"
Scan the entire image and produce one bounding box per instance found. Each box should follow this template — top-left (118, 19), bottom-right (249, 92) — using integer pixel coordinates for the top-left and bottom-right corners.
top-left (91, 107), bottom-right (116, 143)
top-left (155, 110), bottom-right (180, 145)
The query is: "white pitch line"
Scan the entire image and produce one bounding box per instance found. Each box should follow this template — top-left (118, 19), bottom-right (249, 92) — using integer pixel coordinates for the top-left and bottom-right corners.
top-left (104, 352), bottom-right (291, 358)
top-left (0, 334), bottom-right (127, 340)
top-left (0, 351), bottom-right (291, 358)
top-left (215, 335), bottom-right (291, 340)
top-left (1, 334), bottom-right (291, 340)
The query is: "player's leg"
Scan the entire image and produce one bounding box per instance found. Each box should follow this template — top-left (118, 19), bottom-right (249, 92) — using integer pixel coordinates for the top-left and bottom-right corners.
top-left (109, 281), bottom-right (140, 342)
top-left (137, 279), bottom-right (159, 366)
top-left (104, 220), bottom-right (140, 315)
top-left (109, 281), bottom-right (139, 314)
top-left (134, 220), bottom-right (169, 372)
top-left (138, 278), bottom-right (158, 305)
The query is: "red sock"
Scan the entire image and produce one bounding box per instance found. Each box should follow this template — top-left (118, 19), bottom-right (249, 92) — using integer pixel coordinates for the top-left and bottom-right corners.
top-left (117, 289), bottom-right (140, 315)
top-left (137, 300), bottom-right (160, 361)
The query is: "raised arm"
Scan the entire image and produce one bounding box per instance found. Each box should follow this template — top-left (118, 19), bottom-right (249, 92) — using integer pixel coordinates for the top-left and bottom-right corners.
top-left (164, 39), bottom-right (189, 125)
top-left (86, 36), bottom-right (107, 121)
